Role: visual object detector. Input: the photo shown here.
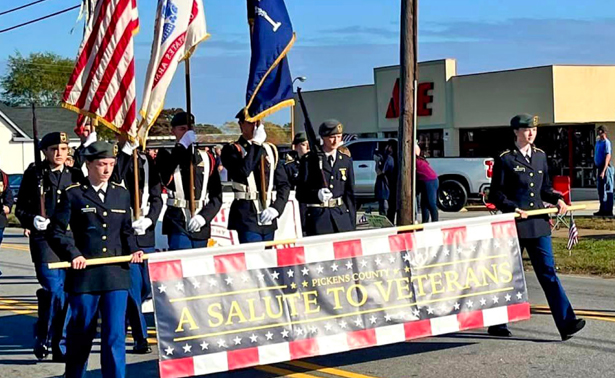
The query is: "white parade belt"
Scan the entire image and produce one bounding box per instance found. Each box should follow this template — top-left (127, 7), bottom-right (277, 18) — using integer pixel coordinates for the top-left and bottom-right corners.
top-left (307, 197), bottom-right (344, 208)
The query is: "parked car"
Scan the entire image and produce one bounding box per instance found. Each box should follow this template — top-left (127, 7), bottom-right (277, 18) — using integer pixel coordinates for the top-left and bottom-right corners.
top-left (345, 138), bottom-right (493, 212)
top-left (8, 174), bottom-right (22, 202)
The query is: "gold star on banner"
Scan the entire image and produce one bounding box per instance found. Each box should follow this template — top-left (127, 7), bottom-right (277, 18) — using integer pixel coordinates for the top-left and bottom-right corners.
top-left (393, 268), bottom-right (400, 275)
top-left (404, 266), bottom-right (411, 273)
top-left (302, 281), bottom-right (309, 288)
top-left (290, 282), bottom-right (297, 289)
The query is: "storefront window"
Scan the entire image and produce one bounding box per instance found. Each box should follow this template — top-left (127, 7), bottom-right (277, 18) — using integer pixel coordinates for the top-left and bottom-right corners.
top-left (417, 129), bottom-right (444, 157)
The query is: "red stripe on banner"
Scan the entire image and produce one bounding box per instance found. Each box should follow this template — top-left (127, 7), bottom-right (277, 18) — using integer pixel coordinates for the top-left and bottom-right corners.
top-left (333, 239), bottom-right (363, 259)
top-left (388, 233), bottom-right (415, 253)
top-left (88, 22), bottom-right (135, 114)
top-left (290, 338), bottom-right (319, 360)
top-left (492, 220), bottom-right (517, 239)
top-left (214, 253), bottom-right (247, 273)
top-left (64, 0), bottom-right (113, 99)
top-left (277, 246), bottom-right (305, 267)
top-left (404, 319), bottom-right (432, 340)
top-left (159, 357), bottom-right (194, 378)
top-left (119, 98), bottom-right (136, 133)
top-left (442, 226), bottom-right (467, 245)
top-left (227, 347), bottom-right (259, 370)
top-left (149, 260), bottom-right (183, 282)
top-left (347, 329), bottom-right (377, 349)
top-left (74, 0), bottom-right (132, 109)
top-left (458, 310), bottom-right (484, 330)
top-left (507, 302), bottom-right (531, 322)
top-left (105, 57), bottom-right (136, 126)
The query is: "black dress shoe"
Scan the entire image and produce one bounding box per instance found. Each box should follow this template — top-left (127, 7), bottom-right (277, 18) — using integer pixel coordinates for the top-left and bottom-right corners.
top-left (51, 353), bottom-right (67, 363)
top-left (133, 342), bottom-right (152, 354)
top-left (561, 318), bottom-right (586, 341)
top-left (488, 325), bottom-right (512, 337)
top-left (34, 340), bottom-right (49, 360)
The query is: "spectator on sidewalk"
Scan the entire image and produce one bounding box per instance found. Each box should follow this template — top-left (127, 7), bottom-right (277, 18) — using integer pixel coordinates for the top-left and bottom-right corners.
top-left (0, 168), bottom-right (14, 276)
top-left (594, 126), bottom-right (613, 216)
top-left (416, 143), bottom-right (439, 223)
top-left (374, 140), bottom-right (397, 222)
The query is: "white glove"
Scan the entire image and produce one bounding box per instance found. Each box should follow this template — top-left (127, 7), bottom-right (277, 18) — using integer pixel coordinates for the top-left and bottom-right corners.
top-left (259, 207), bottom-right (280, 225)
top-left (83, 131), bottom-right (97, 147)
top-left (121, 139), bottom-right (140, 155)
top-left (179, 130), bottom-right (197, 149)
top-left (33, 215), bottom-right (50, 231)
top-left (318, 188), bottom-right (333, 203)
top-left (252, 125), bottom-right (267, 145)
top-left (188, 215), bottom-right (206, 233)
top-left (132, 217), bottom-right (153, 235)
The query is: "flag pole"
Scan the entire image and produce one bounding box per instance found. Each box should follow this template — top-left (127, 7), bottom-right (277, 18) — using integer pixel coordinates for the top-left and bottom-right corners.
top-left (47, 204), bottom-right (588, 269)
top-left (185, 57), bottom-right (197, 217)
top-left (132, 148), bottom-right (141, 218)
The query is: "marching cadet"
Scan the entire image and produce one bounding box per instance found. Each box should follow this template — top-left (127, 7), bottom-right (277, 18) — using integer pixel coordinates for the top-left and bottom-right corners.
top-left (16, 132), bottom-right (83, 362)
top-left (283, 132), bottom-right (310, 190)
top-left (0, 166), bottom-right (14, 275)
top-left (113, 135), bottom-right (164, 354)
top-left (156, 112), bottom-right (222, 250)
top-left (297, 120), bottom-right (356, 236)
top-left (49, 141), bottom-right (142, 378)
top-left (488, 114), bottom-right (585, 340)
top-left (221, 110), bottom-right (291, 243)
top-left (73, 119), bottom-right (97, 176)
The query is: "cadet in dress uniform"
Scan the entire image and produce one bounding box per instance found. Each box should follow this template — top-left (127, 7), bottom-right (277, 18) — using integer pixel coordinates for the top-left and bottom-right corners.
top-left (15, 132), bottom-right (84, 361)
top-left (488, 114), bottom-right (585, 341)
top-left (221, 109), bottom-right (291, 243)
top-left (49, 141), bottom-right (143, 378)
top-left (283, 133), bottom-right (310, 231)
top-left (297, 120), bottom-right (356, 236)
top-left (156, 112), bottom-right (222, 250)
top-left (0, 167), bottom-right (14, 274)
top-left (112, 135), bottom-right (164, 354)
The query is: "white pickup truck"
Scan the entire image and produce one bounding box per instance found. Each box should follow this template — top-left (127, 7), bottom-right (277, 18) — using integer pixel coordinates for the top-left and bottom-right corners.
top-left (345, 138), bottom-right (493, 212)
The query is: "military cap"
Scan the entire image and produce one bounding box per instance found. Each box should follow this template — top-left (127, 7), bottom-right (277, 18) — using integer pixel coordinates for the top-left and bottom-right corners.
top-left (318, 119), bottom-right (343, 137)
top-left (171, 112), bottom-right (195, 127)
top-left (39, 132), bottom-right (69, 150)
top-left (292, 132), bottom-right (307, 145)
top-left (235, 108), bottom-right (247, 122)
top-left (82, 141), bottom-right (118, 161)
top-left (510, 114), bottom-right (539, 129)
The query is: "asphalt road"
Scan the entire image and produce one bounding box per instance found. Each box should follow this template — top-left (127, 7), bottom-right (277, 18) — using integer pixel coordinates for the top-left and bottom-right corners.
top-left (1, 226), bottom-right (615, 378)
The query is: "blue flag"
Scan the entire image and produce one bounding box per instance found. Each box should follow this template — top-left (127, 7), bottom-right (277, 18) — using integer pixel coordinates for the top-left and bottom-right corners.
top-left (242, 0), bottom-right (295, 122)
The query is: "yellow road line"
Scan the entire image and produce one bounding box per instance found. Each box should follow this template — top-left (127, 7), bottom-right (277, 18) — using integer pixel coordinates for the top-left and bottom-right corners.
top-left (584, 316), bottom-right (615, 323)
top-left (532, 305), bottom-right (615, 318)
top-left (255, 365), bottom-right (321, 378)
top-left (1, 243), bottom-right (30, 252)
top-left (285, 360), bottom-right (381, 378)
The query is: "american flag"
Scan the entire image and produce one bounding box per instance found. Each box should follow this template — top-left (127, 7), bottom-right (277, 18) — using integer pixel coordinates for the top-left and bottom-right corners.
top-left (567, 214), bottom-right (579, 250)
top-left (62, 0), bottom-right (140, 138)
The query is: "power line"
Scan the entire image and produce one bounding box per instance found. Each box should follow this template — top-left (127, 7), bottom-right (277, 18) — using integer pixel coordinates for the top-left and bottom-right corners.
top-left (0, 0), bottom-right (53, 17)
top-left (0, 4), bottom-right (80, 34)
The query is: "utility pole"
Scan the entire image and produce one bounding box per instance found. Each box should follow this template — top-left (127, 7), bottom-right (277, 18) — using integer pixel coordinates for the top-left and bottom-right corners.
top-left (397, 0), bottom-right (418, 225)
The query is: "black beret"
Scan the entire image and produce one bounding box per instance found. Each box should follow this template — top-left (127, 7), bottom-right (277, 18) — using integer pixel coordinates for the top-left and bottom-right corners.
top-left (171, 112), bottom-right (195, 127)
top-left (292, 132), bottom-right (307, 145)
top-left (39, 132), bottom-right (68, 150)
top-left (318, 119), bottom-right (343, 137)
top-left (510, 114), bottom-right (539, 129)
top-left (82, 141), bottom-right (117, 161)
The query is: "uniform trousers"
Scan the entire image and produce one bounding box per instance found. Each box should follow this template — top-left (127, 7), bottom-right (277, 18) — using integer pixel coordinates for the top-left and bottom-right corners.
top-left (168, 233), bottom-right (207, 250)
top-left (65, 290), bottom-right (128, 378)
top-left (34, 262), bottom-right (69, 357)
top-left (237, 231), bottom-right (275, 244)
top-left (126, 246), bottom-right (154, 346)
top-left (491, 236), bottom-right (576, 335)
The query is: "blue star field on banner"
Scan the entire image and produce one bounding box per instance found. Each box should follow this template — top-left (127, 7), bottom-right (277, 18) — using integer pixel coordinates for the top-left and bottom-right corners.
top-left (242, 0), bottom-right (295, 122)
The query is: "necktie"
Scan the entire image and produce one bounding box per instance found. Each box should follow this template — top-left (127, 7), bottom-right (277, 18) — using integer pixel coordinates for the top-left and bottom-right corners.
top-left (97, 189), bottom-right (105, 202)
top-left (525, 154), bottom-right (531, 164)
top-left (328, 155), bottom-right (334, 167)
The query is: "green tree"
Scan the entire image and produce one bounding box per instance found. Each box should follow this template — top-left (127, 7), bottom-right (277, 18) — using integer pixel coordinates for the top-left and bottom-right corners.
top-left (263, 121), bottom-right (291, 145)
top-left (0, 52), bottom-right (74, 106)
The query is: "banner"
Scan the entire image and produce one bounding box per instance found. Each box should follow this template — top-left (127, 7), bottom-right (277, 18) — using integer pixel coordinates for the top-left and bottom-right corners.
top-left (148, 213), bottom-right (530, 377)
top-left (242, 0), bottom-right (295, 122)
top-left (138, 0), bottom-right (209, 145)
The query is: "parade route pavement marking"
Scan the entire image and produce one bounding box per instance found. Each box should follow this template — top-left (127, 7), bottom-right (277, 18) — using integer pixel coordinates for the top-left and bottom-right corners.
top-left (2, 243), bottom-right (30, 252)
top-left (255, 365), bottom-right (323, 378)
top-left (531, 305), bottom-right (615, 322)
top-left (284, 360), bottom-right (382, 378)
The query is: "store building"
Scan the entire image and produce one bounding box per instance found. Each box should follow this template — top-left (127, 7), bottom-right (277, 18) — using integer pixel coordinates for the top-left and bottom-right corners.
top-left (294, 59), bottom-right (615, 189)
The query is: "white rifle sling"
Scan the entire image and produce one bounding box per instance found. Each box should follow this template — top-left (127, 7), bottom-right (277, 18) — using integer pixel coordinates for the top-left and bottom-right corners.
top-left (170, 150), bottom-right (210, 226)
